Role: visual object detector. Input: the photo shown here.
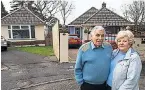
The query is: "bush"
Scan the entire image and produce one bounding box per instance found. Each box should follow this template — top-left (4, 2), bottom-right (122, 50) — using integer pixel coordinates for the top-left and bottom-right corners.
top-left (84, 29), bottom-right (91, 34)
top-left (59, 29), bottom-right (69, 33)
top-left (84, 29), bottom-right (88, 33)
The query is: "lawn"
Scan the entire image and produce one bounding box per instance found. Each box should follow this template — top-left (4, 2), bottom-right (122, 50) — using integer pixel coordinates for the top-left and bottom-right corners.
top-left (16, 46), bottom-right (54, 56)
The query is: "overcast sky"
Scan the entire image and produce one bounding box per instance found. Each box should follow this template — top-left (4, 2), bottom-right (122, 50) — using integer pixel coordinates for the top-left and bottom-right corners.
top-left (1, 0), bottom-right (135, 24)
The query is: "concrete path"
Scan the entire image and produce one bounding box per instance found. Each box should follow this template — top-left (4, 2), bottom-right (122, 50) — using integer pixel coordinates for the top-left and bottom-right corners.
top-left (1, 50), bottom-right (78, 90)
top-left (1, 49), bottom-right (145, 90)
top-left (68, 49), bottom-right (78, 61)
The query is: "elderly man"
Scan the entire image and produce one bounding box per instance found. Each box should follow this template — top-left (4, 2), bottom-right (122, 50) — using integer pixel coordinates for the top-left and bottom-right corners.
top-left (74, 26), bottom-right (113, 90)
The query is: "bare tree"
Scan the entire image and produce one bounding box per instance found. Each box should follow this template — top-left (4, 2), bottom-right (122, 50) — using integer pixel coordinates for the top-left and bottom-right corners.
top-left (121, 4), bottom-right (130, 21)
top-left (1, 1), bottom-right (8, 18)
top-left (33, 0), bottom-right (60, 20)
top-left (122, 1), bottom-right (145, 32)
top-left (59, 0), bottom-right (74, 28)
top-left (10, 0), bottom-right (60, 21)
top-left (10, 0), bottom-right (35, 12)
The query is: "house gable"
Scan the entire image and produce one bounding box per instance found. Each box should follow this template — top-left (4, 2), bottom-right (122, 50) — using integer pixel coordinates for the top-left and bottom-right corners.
top-left (68, 7), bottom-right (98, 26)
top-left (1, 6), bottom-right (44, 25)
top-left (84, 3), bottom-right (132, 26)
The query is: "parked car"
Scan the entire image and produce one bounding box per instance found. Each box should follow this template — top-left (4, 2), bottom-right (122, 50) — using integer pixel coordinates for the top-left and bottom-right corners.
top-left (68, 34), bottom-right (82, 48)
top-left (1, 36), bottom-right (7, 51)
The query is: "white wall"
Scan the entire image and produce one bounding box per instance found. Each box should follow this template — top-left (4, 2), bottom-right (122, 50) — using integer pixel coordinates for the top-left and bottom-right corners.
top-left (1, 26), bottom-right (9, 39)
top-left (60, 33), bottom-right (68, 62)
top-left (35, 25), bottom-right (45, 40)
top-left (52, 21), bottom-right (60, 61)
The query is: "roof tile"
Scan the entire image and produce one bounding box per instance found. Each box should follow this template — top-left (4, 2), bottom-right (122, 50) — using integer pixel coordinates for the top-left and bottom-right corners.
top-left (1, 6), bottom-right (44, 25)
top-left (69, 7), bottom-right (98, 25)
top-left (84, 7), bottom-right (132, 26)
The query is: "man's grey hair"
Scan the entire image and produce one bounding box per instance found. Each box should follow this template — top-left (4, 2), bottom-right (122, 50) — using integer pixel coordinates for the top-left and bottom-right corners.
top-left (90, 26), bottom-right (106, 36)
top-left (115, 30), bottom-right (134, 45)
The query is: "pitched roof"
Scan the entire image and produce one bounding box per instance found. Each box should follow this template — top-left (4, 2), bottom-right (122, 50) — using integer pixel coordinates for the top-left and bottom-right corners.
top-left (68, 7), bottom-right (98, 25)
top-left (1, 6), bottom-right (45, 25)
top-left (83, 4), bottom-right (132, 26)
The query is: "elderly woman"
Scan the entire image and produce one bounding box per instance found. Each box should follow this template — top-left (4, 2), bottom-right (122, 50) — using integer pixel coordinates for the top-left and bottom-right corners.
top-left (107, 30), bottom-right (142, 90)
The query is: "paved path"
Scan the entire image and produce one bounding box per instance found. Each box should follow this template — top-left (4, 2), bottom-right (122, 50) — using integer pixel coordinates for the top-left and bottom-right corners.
top-left (1, 49), bottom-right (145, 90)
top-left (1, 50), bottom-right (78, 90)
top-left (68, 49), bottom-right (78, 60)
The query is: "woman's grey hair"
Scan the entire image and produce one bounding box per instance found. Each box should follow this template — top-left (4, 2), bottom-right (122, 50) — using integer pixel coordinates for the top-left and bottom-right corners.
top-left (90, 26), bottom-right (106, 36)
top-left (115, 30), bottom-right (134, 45)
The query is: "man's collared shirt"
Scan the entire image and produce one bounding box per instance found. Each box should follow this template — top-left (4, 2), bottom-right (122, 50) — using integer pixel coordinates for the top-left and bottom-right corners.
top-left (90, 41), bottom-right (105, 49)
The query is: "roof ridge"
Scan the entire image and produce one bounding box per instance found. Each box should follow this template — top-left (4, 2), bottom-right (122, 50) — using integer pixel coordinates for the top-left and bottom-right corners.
top-left (68, 7), bottom-right (98, 25)
top-left (83, 7), bottom-right (132, 25)
top-left (24, 7), bottom-right (45, 23)
top-left (83, 7), bottom-right (103, 24)
top-left (1, 6), bottom-right (45, 23)
top-left (105, 8), bottom-right (132, 23)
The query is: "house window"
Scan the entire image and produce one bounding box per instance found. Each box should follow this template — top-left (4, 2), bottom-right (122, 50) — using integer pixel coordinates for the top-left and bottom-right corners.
top-left (8, 25), bottom-right (35, 39)
top-left (31, 25), bottom-right (35, 38)
top-left (105, 26), bottom-right (120, 34)
top-left (8, 26), bottom-right (11, 29)
top-left (75, 28), bottom-right (80, 38)
top-left (8, 30), bottom-right (11, 38)
top-left (13, 30), bottom-right (29, 38)
top-left (12, 26), bottom-right (20, 29)
top-left (21, 26), bottom-right (29, 29)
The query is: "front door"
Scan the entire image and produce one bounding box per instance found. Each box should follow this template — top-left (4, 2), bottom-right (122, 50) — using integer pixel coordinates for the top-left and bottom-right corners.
top-left (75, 27), bottom-right (80, 38)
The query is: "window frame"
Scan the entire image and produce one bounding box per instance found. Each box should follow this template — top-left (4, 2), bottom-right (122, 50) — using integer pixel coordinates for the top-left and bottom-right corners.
top-left (8, 25), bottom-right (35, 40)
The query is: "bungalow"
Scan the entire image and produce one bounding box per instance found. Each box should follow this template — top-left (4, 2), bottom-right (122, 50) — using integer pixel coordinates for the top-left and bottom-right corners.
top-left (1, 6), bottom-right (45, 43)
top-left (68, 2), bottom-right (133, 40)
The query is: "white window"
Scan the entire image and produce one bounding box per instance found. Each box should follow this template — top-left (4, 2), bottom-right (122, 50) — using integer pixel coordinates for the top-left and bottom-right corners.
top-left (8, 25), bottom-right (35, 39)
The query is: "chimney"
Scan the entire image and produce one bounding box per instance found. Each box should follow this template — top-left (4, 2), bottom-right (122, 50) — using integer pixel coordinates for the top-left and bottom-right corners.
top-left (23, 1), bottom-right (28, 8)
top-left (102, 2), bottom-right (106, 8)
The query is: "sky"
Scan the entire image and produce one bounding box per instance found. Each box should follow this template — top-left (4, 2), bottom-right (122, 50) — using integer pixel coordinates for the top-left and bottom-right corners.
top-left (1, 0), bottom-right (135, 24)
